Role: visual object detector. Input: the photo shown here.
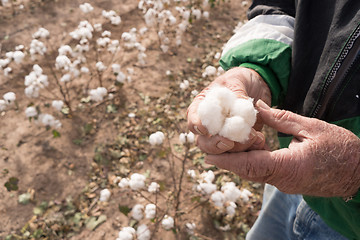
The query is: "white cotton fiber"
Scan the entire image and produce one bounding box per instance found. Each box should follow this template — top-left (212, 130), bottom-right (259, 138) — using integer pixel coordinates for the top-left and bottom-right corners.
top-left (197, 86), bottom-right (257, 143)
top-left (219, 116), bottom-right (251, 143)
top-left (197, 97), bottom-right (224, 135)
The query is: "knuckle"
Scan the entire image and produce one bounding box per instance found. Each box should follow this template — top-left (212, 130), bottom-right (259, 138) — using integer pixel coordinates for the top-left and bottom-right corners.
top-left (273, 109), bottom-right (293, 122)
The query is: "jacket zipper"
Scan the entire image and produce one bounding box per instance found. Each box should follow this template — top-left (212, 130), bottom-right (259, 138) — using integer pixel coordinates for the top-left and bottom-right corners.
top-left (310, 24), bottom-right (360, 119)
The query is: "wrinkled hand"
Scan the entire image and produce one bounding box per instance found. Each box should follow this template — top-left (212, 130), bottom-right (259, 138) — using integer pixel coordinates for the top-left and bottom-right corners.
top-left (206, 100), bottom-right (360, 198)
top-left (187, 67), bottom-right (271, 154)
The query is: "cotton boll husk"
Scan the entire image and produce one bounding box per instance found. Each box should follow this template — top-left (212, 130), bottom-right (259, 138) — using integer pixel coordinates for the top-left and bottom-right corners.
top-left (145, 203), bottom-right (156, 219)
top-left (137, 224), bottom-right (151, 240)
top-left (219, 116), bottom-right (252, 143)
top-left (197, 96), bottom-right (224, 135)
top-left (131, 204), bottom-right (144, 221)
top-left (230, 98), bottom-right (257, 126)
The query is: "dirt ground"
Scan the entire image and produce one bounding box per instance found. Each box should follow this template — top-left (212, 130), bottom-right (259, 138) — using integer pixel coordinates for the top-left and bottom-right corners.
top-left (0, 1), bottom-right (265, 239)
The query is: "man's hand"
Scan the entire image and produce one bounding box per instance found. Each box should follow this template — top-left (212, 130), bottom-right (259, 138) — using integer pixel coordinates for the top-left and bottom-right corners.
top-left (187, 67), bottom-right (271, 154)
top-left (205, 100), bottom-right (360, 198)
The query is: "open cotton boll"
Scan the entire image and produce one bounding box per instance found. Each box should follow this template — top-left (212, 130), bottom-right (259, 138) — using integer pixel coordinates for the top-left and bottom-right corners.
top-left (196, 182), bottom-right (216, 195)
top-left (211, 191), bottom-right (225, 207)
top-left (197, 96), bottom-right (225, 135)
top-left (99, 188), bottom-right (111, 202)
top-left (200, 170), bottom-right (215, 183)
top-left (52, 100), bottom-right (64, 111)
top-left (239, 188), bottom-right (252, 202)
top-left (137, 224), bottom-right (151, 240)
top-left (230, 98), bottom-right (257, 126)
top-left (197, 86), bottom-right (257, 142)
top-left (0, 100), bottom-right (6, 111)
top-left (226, 202), bottom-right (237, 217)
top-left (117, 227), bottom-right (136, 240)
top-left (149, 131), bottom-right (165, 145)
top-left (221, 182), bottom-right (242, 202)
top-left (79, 3), bottom-right (93, 13)
top-left (13, 51), bottom-right (25, 63)
top-left (131, 204), bottom-right (144, 221)
top-left (32, 27), bottom-right (50, 39)
top-left (129, 173), bottom-right (146, 190)
top-left (219, 116), bottom-right (252, 143)
top-left (148, 182), bottom-right (159, 193)
top-left (161, 215), bottom-right (174, 230)
top-left (112, 63), bottom-right (121, 74)
top-left (145, 204), bottom-right (156, 219)
top-left (118, 178), bottom-right (129, 188)
top-left (3, 92), bottom-right (16, 104)
top-left (25, 106), bottom-right (37, 117)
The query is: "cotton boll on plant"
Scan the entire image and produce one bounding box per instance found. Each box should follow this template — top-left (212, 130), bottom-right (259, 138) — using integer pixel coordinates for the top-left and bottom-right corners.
top-left (148, 182), bottom-right (160, 193)
top-left (131, 204), bottom-right (144, 221)
top-left (3, 92), bottom-right (16, 105)
top-left (52, 100), bottom-right (64, 111)
top-left (145, 204), bottom-right (156, 219)
top-left (99, 188), bottom-right (111, 202)
top-left (137, 224), bottom-right (151, 240)
top-left (149, 131), bottom-right (165, 145)
top-left (117, 227), bottom-right (136, 240)
top-left (161, 215), bottom-right (174, 230)
top-left (197, 86), bottom-right (257, 143)
top-left (129, 173), bottom-right (146, 190)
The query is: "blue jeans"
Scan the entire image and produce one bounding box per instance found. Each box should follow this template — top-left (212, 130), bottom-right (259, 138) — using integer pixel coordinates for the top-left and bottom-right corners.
top-left (246, 184), bottom-right (348, 240)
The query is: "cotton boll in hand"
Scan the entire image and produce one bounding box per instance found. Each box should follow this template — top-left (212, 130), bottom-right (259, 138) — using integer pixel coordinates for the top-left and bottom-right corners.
top-left (197, 86), bottom-right (257, 143)
top-left (219, 116), bottom-right (252, 143)
top-left (197, 96), bottom-right (225, 135)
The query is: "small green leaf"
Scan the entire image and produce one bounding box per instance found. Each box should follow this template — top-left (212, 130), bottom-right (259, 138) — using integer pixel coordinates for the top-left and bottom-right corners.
top-left (52, 130), bottom-right (61, 138)
top-left (118, 205), bottom-right (131, 216)
top-left (5, 177), bottom-right (19, 191)
top-left (72, 139), bottom-right (83, 145)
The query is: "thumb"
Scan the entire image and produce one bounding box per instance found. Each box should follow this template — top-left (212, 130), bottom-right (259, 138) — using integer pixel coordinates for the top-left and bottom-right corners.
top-left (256, 100), bottom-right (310, 137)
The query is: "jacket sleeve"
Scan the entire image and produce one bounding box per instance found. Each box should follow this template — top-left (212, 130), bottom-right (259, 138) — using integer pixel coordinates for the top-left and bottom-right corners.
top-left (219, 0), bottom-right (296, 106)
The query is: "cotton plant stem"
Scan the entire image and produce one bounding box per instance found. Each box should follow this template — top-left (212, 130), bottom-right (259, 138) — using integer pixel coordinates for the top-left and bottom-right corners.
top-left (46, 60), bottom-right (72, 112)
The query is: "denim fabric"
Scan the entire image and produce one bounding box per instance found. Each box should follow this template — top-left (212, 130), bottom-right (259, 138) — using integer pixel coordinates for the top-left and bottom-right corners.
top-left (246, 184), bottom-right (348, 240)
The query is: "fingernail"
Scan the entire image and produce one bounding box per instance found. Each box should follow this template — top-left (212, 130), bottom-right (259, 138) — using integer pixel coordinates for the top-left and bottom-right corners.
top-left (256, 99), bottom-right (270, 110)
top-left (250, 128), bottom-right (257, 139)
top-left (254, 132), bottom-right (264, 146)
top-left (216, 141), bottom-right (232, 151)
top-left (194, 125), bottom-right (205, 135)
top-left (205, 156), bottom-right (215, 165)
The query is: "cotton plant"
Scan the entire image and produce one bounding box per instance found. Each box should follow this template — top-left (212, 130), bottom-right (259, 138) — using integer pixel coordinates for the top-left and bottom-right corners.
top-left (102, 10), bottom-right (122, 25)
